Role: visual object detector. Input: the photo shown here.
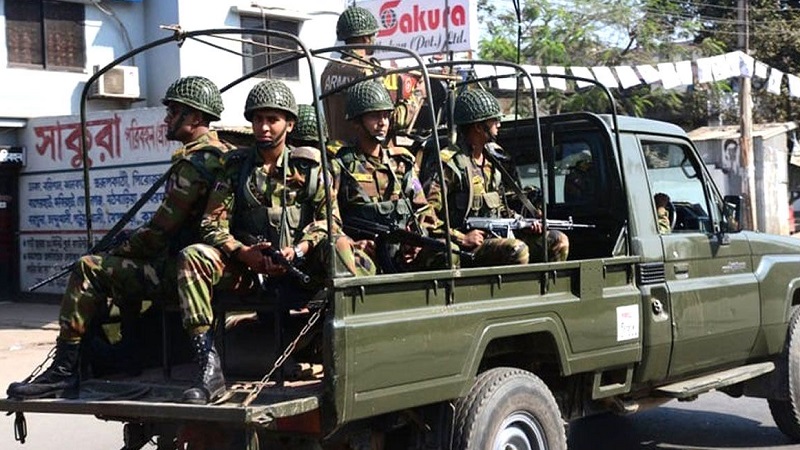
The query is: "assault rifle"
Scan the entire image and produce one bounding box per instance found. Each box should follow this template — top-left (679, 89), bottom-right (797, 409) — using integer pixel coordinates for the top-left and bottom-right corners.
top-left (344, 216), bottom-right (474, 263)
top-left (238, 233), bottom-right (311, 284)
top-left (465, 216), bottom-right (595, 239)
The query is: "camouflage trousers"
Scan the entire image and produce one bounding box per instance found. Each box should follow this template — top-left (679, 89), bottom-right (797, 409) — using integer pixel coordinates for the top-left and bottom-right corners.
top-left (58, 254), bottom-right (176, 342)
top-left (461, 229), bottom-right (569, 267)
top-left (177, 237), bottom-right (375, 334)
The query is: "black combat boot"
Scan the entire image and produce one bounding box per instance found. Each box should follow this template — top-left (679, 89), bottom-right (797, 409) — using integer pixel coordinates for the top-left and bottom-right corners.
top-left (181, 332), bottom-right (226, 404)
top-left (7, 339), bottom-right (80, 399)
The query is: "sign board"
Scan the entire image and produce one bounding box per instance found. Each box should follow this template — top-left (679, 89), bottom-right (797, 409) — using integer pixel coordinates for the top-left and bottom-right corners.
top-left (19, 107), bottom-right (180, 294)
top-left (357, 0), bottom-right (478, 59)
top-left (0, 146), bottom-right (25, 166)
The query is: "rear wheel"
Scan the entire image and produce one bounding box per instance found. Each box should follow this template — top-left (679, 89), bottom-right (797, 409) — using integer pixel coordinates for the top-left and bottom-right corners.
top-left (452, 367), bottom-right (566, 450)
top-left (768, 306), bottom-right (800, 441)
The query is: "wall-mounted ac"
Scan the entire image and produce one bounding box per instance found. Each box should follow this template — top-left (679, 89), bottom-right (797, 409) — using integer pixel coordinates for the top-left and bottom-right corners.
top-left (90, 65), bottom-right (141, 99)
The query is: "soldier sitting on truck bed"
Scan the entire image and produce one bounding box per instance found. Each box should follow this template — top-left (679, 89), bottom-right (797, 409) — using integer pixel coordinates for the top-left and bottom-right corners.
top-left (7, 76), bottom-right (233, 401)
top-left (176, 80), bottom-right (375, 403)
top-left (333, 80), bottom-right (456, 273)
top-left (422, 89), bottom-right (569, 265)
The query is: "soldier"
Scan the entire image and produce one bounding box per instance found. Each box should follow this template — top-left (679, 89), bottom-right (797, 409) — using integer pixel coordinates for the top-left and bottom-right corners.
top-left (423, 89), bottom-right (569, 266)
top-left (7, 76), bottom-right (232, 400)
top-left (564, 149), bottom-right (595, 203)
top-left (288, 104), bottom-right (342, 157)
top-left (654, 192), bottom-right (672, 234)
top-left (321, 5), bottom-right (380, 143)
top-left (334, 81), bottom-right (453, 272)
top-left (175, 80), bottom-right (375, 403)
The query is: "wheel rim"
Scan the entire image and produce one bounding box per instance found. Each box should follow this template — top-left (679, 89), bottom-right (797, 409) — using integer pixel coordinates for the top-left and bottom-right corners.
top-left (493, 411), bottom-right (547, 450)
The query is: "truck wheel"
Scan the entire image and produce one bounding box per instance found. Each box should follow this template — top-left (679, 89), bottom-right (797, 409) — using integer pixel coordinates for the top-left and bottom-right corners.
top-left (769, 307), bottom-right (800, 441)
top-left (452, 367), bottom-right (566, 450)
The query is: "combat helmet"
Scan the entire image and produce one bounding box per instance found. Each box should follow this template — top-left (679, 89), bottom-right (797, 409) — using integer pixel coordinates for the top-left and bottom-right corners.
top-left (453, 89), bottom-right (502, 126)
top-left (337, 6), bottom-right (379, 41)
top-left (244, 79), bottom-right (298, 121)
top-left (290, 104), bottom-right (328, 143)
top-left (345, 81), bottom-right (394, 120)
top-left (161, 76), bottom-right (224, 121)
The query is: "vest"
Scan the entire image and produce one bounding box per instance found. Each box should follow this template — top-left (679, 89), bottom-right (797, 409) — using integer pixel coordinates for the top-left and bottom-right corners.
top-left (441, 144), bottom-right (505, 227)
top-left (231, 146), bottom-right (321, 248)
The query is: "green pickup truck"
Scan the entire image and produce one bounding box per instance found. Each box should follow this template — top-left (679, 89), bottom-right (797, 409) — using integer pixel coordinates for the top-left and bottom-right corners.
top-left (5, 110), bottom-right (800, 450)
top-left (4, 32), bottom-right (800, 450)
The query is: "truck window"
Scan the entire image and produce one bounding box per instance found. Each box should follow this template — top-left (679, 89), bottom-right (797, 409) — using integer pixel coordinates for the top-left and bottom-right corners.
top-left (643, 141), bottom-right (713, 233)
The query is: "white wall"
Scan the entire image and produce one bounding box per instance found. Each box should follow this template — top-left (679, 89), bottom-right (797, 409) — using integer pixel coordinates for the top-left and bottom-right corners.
top-left (167, 0), bottom-right (345, 126)
top-left (0, 0), bottom-right (148, 119)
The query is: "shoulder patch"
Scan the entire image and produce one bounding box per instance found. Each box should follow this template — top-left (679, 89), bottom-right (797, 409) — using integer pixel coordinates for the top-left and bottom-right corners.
top-left (290, 146), bottom-right (321, 164)
top-left (388, 145), bottom-right (415, 161)
top-left (440, 149), bottom-right (456, 162)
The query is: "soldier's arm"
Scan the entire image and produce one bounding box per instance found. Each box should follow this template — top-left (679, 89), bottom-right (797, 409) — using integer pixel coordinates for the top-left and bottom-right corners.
top-left (299, 167), bottom-right (341, 250)
top-left (112, 161), bottom-right (208, 259)
top-left (424, 167), bottom-right (466, 245)
top-left (197, 167), bottom-right (243, 257)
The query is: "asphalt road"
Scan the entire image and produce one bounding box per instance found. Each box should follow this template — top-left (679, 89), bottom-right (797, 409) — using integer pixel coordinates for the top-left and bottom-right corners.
top-left (568, 393), bottom-right (797, 450)
top-left (0, 305), bottom-right (798, 449)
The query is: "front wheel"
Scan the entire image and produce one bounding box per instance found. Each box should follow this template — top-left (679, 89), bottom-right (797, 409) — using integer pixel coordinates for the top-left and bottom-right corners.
top-left (769, 307), bottom-right (800, 441)
top-left (452, 367), bottom-right (566, 450)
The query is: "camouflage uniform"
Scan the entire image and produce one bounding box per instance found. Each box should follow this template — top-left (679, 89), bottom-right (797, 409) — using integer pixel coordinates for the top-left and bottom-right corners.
top-left (424, 89), bottom-right (568, 266)
top-left (334, 80), bottom-right (453, 272)
top-left (7, 76), bottom-right (230, 401)
top-left (177, 80), bottom-right (374, 335)
top-left (289, 104), bottom-right (342, 158)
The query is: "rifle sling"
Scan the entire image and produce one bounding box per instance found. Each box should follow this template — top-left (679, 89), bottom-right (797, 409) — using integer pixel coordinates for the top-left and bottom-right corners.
top-left (482, 147), bottom-right (540, 218)
top-left (88, 169), bottom-right (170, 253)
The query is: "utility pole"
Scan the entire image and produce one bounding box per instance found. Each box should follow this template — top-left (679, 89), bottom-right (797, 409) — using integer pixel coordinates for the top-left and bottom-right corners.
top-left (739, 0), bottom-right (757, 230)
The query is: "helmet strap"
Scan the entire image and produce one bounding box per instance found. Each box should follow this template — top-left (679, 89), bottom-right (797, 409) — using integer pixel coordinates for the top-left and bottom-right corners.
top-left (255, 122), bottom-right (290, 151)
top-left (359, 118), bottom-right (386, 145)
top-left (481, 122), bottom-right (497, 144)
top-left (167, 107), bottom-right (190, 140)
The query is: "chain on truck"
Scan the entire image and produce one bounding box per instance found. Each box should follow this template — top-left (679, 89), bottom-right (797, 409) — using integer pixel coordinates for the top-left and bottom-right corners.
top-left (5, 25), bottom-right (800, 450)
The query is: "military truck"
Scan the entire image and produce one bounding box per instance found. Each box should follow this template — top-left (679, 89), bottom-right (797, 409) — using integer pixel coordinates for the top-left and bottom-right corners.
top-left (5, 31), bottom-right (800, 450)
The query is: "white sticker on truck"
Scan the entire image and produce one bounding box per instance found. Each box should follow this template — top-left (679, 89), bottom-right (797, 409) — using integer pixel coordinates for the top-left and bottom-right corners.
top-left (616, 304), bottom-right (639, 341)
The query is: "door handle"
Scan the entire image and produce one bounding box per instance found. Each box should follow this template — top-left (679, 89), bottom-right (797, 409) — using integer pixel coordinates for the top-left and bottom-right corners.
top-left (674, 262), bottom-right (689, 275)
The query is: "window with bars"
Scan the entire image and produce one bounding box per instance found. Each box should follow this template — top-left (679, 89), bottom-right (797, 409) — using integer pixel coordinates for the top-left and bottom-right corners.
top-left (241, 15), bottom-right (300, 80)
top-left (5, 0), bottom-right (86, 71)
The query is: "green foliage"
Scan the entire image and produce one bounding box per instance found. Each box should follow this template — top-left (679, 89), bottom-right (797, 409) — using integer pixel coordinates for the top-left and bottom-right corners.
top-left (474, 0), bottom-right (796, 127)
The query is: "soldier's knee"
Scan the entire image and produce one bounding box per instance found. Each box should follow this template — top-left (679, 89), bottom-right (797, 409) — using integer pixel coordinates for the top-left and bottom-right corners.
top-left (510, 240), bottom-right (529, 265)
top-left (547, 230), bottom-right (569, 261)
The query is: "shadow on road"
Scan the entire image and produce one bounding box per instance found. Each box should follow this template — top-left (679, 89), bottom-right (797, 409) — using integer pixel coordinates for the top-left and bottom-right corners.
top-left (568, 405), bottom-right (793, 449)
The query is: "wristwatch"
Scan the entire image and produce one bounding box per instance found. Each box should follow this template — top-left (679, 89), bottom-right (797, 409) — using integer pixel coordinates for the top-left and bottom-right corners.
top-left (293, 244), bottom-right (305, 260)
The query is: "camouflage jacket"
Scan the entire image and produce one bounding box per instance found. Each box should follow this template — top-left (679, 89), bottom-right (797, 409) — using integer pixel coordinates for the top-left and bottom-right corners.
top-left (113, 130), bottom-right (230, 259)
top-left (200, 145), bottom-right (339, 257)
top-left (424, 142), bottom-right (507, 245)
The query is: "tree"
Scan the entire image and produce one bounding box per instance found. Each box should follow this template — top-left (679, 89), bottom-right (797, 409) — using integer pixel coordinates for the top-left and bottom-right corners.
top-left (475, 0), bottom-right (727, 128)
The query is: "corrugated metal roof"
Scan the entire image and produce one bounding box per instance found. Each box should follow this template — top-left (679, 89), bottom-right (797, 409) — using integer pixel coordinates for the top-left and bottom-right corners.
top-left (688, 122), bottom-right (797, 142)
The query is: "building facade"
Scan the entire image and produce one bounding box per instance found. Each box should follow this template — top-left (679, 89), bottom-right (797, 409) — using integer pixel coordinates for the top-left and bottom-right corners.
top-left (0, 0), bottom-right (347, 298)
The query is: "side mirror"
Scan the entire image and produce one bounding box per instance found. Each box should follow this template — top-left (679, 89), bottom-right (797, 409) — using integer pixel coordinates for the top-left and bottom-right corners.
top-left (722, 195), bottom-right (743, 233)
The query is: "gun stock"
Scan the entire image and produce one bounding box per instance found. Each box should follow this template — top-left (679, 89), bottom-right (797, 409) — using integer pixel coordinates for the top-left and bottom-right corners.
top-left (344, 217), bottom-right (473, 261)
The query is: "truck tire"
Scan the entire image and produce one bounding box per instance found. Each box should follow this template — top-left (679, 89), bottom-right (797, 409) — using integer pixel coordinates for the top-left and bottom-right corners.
top-left (452, 367), bottom-right (566, 450)
top-left (769, 306), bottom-right (800, 441)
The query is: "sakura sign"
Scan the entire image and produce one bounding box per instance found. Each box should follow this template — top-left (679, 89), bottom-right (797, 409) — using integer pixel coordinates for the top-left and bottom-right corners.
top-left (357, 0), bottom-right (478, 58)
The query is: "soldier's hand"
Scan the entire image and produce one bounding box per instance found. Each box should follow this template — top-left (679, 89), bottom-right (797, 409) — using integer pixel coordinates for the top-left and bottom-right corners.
top-left (353, 239), bottom-right (376, 259)
top-left (237, 243), bottom-right (271, 273)
top-left (462, 229), bottom-right (485, 250)
top-left (529, 220), bottom-right (543, 234)
top-left (264, 246), bottom-right (292, 277)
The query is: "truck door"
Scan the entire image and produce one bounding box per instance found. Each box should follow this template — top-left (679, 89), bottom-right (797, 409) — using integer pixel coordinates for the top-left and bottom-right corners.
top-left (639, 137), bottom-right (759, 377)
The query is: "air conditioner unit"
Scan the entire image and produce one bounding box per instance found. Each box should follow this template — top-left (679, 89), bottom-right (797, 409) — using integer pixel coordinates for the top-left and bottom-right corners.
top-left (90, 65), bottom-right (140, 98)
